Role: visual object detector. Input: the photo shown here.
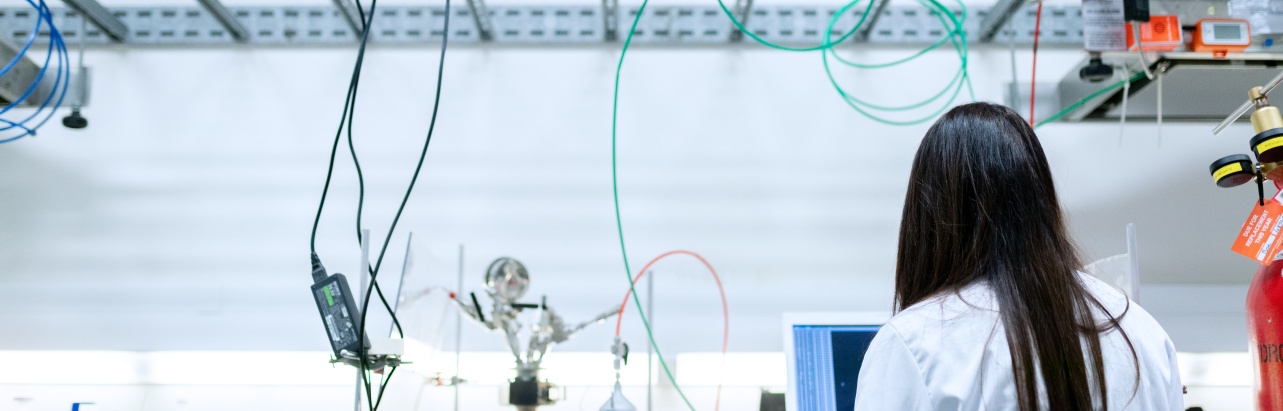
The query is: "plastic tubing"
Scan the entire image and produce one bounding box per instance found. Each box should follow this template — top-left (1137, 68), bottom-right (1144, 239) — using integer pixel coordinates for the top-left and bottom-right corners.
top-left (818, 0), bottom-right (974, 124)
top-left (713, 0), bottom-right (973, 124)
top-left (0, 0), bottom-right (59, 119)
top-left (0, 0), bottom-right (69, 143)
top-left (613, 250), bottom-right (729, 411)
top-left (1035, 70), bottom-right (1146, 128)
top-left (608, 2), bottom-right (971, 409)
top-left (12, 0), bottom-right (70, 131)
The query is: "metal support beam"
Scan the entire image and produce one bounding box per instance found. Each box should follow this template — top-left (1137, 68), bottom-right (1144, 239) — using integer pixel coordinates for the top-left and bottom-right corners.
top-left (60, 0), bottom-right (128, 42)
top-left (466, 0), bottom-right (494, 41)
top-left (855, 0), bottom-right (891, 42)
top-left (332, 0), bottom-right (363, 35)
top-left (195, 0), bottom-right (249, 42)
top-left (976, 0), bottom-right (1026, 42)
top-left (729, 0), bottom-right (752, 42)
top-left (602, 0), bottom-right (618, 42)
top-left (0, 4), bottom-right (1087, 46)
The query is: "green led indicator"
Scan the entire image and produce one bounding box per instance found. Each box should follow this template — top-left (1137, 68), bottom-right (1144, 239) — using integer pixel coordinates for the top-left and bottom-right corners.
top-left (324, 286), bottom-right (334, 306)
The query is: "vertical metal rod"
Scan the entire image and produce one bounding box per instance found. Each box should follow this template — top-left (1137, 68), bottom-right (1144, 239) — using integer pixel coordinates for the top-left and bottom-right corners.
top-left (646, 270), bottom-right (654, 411)
top-left (74, 15), bottom-right (86, 109)
top-left (357, 228), bottom-right (371, 411)
top-left (454, 244), bottom-right (465, 411)
top-left (1126, 223), bottom-right (1140, 302)
top-left (1156, 73), bottom-right (1164, 148)
top-left (391, 232), bottom-right (414, 327)
top-left (1008, 23), bottom-right (1018, 112)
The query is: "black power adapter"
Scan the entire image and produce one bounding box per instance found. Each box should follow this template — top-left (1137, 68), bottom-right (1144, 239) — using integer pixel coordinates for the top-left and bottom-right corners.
top-left (310, 254), bottom-right (367, 360)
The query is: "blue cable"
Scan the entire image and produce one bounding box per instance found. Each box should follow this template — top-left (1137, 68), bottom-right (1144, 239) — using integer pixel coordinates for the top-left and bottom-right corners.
top-left (0, 0), bottom-right (64, 141)
top-left (0, 4), bottom-right (44, 91)
top-left (0, 0), bottom-right (70, 144)
top-left (14, 0), bottom-right (70, 131)
top-left (0, 4), bottom-right (63, 121)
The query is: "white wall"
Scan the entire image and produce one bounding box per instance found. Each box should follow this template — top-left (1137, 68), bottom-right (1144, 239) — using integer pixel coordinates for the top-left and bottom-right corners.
top-left (0, 37), bottom-right (1266, 409)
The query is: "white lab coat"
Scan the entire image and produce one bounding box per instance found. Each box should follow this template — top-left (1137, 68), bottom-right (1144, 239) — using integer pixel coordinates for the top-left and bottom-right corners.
top-left (853, 274), bottom-right (1184, 411)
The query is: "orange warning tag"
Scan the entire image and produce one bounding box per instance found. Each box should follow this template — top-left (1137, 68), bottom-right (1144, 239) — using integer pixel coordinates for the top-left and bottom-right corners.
top-left (1233, 191), bottom-right (1283, 263)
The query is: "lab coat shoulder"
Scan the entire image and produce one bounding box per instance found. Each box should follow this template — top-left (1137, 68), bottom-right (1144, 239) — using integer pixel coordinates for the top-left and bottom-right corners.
top-left (1077, 275), bottom-right (1186, 410)
top-left (854, 276), bottom-right (1185, 411)
top-left (853, 322), bottom-right (934, 411)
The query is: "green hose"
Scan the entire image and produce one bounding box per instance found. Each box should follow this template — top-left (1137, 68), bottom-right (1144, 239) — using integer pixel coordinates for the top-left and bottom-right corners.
top-left (609, 2), bottom-right (978, 410)
top-left (1035, 71), bottom-right (1146, 128)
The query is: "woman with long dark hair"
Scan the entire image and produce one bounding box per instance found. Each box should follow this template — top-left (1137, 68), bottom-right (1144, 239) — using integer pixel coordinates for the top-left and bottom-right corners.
top-left (853, 103), bottom-right (1183, 410)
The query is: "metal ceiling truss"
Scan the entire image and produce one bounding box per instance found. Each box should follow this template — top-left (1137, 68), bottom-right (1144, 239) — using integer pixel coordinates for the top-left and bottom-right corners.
top-left (854, 0), bottom-right (890, 42)
top-left (728, 0), bottom-right (753, 42)
top-left (1, 3), bottom-right (1083, 46)
top-left (976, 0), bottom-right (1026, 41)
top-left (465, 0), bottom-right (495, 41)
top-left (330, 0), bottom-right (363, 34)
top-left (58, 0), bottom-right (126, 42)
top-left (195, 0), bottom-right (249, 42)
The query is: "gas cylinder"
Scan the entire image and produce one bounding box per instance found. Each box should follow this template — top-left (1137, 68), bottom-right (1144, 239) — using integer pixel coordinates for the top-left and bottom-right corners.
top-left (1248, 256), bottom-right (1283, 409)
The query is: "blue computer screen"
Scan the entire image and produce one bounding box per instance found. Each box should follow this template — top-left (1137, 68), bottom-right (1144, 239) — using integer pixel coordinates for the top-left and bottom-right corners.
top-left (793, 325), bottom-right (881, 411)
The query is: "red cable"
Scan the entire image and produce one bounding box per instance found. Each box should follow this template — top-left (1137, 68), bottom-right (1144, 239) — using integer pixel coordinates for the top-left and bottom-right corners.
top-left (1029, 0), bottom-right (1044, 127)
top-left (613, 250), bottom-right (729, 411)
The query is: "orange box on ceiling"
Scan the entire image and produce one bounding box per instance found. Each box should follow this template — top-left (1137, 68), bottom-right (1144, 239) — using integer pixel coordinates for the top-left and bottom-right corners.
top-left (1125, 15), bottom-right (1182, 52)
top-left (1192, 18), bottom-right (1251, 54)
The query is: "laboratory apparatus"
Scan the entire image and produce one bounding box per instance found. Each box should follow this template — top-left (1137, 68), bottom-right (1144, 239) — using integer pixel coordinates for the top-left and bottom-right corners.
top-left (782, 312), bottom-right (889, 411)
top-left (1206, 73), bottom-right (1283, 409)
top-left (598, 337), bottom-right (636, 411)
top-left (454, 257), bottom-right (619, 410)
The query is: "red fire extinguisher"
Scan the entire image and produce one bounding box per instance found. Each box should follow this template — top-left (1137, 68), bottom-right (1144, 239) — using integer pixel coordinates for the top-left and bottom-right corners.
top-left (1209, 85), bottom-right (1283, 410)
top-left (1249, 258), bottom-right (1283, 408)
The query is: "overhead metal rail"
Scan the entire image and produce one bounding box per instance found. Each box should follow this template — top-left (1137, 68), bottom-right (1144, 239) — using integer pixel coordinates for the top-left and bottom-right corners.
top-left (0, 3), bottom-right (1083, 46)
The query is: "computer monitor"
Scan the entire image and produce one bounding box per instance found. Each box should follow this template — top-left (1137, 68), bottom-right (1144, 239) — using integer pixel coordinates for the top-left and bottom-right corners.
top-left (783, 312), bottom-right (891, 411)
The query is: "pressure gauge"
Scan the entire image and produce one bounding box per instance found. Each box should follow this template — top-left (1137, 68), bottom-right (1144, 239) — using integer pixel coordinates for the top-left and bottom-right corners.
top-left (1210, 154), bottom-right (1255, 188)
top-left (1193, 19), bottom-right (1251, 53)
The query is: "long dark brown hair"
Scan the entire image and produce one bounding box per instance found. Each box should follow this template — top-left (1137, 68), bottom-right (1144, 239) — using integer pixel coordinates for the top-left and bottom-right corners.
top-left (896, 102), bottom-right (1136, 410)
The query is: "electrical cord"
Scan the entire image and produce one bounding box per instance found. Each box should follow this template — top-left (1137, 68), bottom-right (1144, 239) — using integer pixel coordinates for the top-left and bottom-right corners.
top-left (374, 365), bottom-right (398, 410)
top-left (1029, 0), bottom-right (1043, 127)
top-left (350, 0), bottom-right (451, 408)
top-left (337, 0), bottom-right (406, 341)
top-left (307, 0), bottom-right (408, 408)
top-left (340, 1), bottom-right (402, 408)
top-left (613, 250), bottom-right (729, 411)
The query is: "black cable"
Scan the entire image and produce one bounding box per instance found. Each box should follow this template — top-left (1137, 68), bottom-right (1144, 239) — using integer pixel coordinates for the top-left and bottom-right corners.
top-left (356, 0), bottom-right (451, 408)
top-left (338, 0), bottom-right (406, 339)
top-left (308, 0), bottom-right (375, 255)
top-left (374, 366), bottom-right (398, 410)
top-left (355, 0), bottom-right (366, 28)
top-left (306, 0), bottom-right (387, 406)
